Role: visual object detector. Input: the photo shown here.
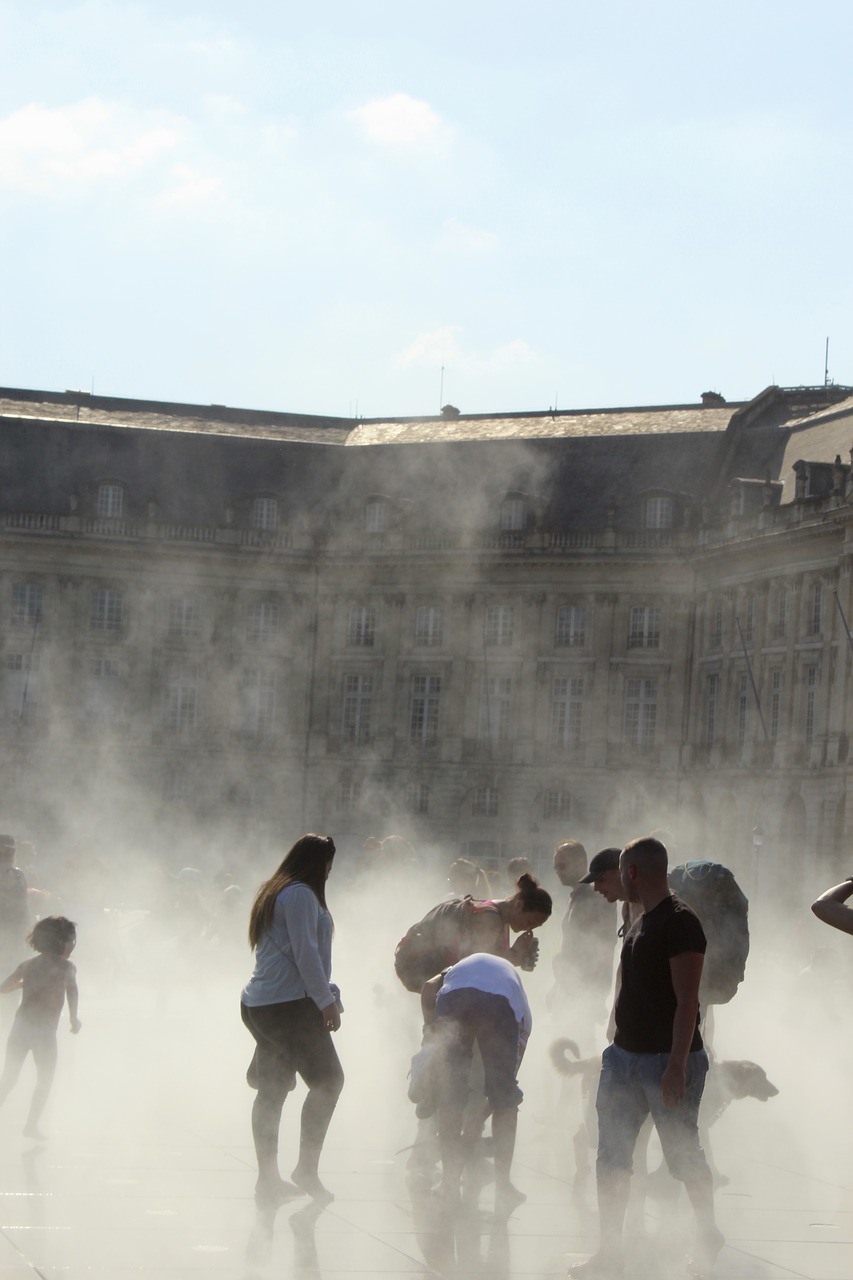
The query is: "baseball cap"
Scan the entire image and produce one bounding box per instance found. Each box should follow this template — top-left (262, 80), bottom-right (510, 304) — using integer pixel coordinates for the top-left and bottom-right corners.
top-left (580, 847), bottom-right (622, 884)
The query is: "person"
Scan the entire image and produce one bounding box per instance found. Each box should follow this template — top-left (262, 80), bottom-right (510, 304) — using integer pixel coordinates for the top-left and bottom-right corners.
top-left (0, 835), bottom-right (29, 975)
top-left (571, 837), bottom-right (723, 1278)
top-left (241, 834), bottom-right (344, 1207)
top-left (551, 841), bottom-right (617, 1028)
top-left (581, 845), bottom-right (642, 937)
top-left (0, 915), bottom-right (80, 1138)
top-left (811, 877), bottom-right (853, 934)
top-left (422, 952), bottom-right (532, 1215)
top-left (446, 858), bottom-right (492, 900)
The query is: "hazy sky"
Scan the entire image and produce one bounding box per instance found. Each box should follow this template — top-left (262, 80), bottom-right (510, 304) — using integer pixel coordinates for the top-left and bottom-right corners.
top-left (1, 1), bottom-right (850, 418)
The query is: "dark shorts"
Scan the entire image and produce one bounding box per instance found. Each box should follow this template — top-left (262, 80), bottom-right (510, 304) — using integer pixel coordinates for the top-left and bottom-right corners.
top-left (241, 998), bottom-right (344, 1097)
top-left (436, 988), bottom-right (523, 1111)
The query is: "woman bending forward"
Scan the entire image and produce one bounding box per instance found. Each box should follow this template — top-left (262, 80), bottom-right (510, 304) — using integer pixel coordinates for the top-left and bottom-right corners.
top-left (241, 834), bottom-right (344, 1207)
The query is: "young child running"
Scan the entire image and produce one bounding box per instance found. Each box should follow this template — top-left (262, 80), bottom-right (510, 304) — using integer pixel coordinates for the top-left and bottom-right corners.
top-left (0, 916), bottom-right (80, 1138)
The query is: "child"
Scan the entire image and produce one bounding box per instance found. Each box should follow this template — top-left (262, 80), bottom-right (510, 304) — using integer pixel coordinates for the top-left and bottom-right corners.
top-left (0, 916), bottom-right (80, 1138)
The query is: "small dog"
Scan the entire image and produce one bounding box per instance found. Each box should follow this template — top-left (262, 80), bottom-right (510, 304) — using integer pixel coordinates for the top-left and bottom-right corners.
top-left (550, 1039), bottom-right (778, 1188)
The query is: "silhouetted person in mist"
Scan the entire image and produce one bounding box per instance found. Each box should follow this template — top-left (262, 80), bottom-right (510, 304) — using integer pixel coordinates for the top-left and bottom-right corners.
top-left (571, 837), bottom-right (722, 1278)
top-left (811, 878), bottom-right (853, 935)
top-left (550, 841), bottom-right (617, 1030)
top-left (422, 952), bottom-right (532, 1216)
top-left (0, 836), bottom-right (29, 976)
top-left (241, 834), bottom-right (343, 1207)
top-left (0, 915), bottom-right (80, 1138)
top-left (504, 855), bottom-right (534, 894)
top-left (445, 858), bottom-right (492, 900)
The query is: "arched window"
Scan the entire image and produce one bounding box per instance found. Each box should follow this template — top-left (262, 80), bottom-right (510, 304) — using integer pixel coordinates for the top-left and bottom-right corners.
top-left (364, 498), bottom-right (390, 533)
top-left (96, 483), bottom-right (124, 518)
top-left (644, 496), bottom-right (673, 529)
top-left (500, 495), bottom-right (526, 531)
top-left (252, 497), bottom-right (278, 531)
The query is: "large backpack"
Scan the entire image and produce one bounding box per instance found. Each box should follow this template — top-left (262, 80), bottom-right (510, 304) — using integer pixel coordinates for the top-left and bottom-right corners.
top-left (394, 897), bottom-right (482, 993)
top-left (667, 861), bottom-right (749, 1005)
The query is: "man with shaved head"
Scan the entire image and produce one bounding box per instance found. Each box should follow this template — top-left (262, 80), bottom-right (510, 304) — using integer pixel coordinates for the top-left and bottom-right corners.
top-left (571, 836), bottom-right (723, 1278)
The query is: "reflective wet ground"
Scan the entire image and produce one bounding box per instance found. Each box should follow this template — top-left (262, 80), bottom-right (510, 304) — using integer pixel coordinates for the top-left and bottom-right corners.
top-left (0, 976), bottom-right (848, 1280)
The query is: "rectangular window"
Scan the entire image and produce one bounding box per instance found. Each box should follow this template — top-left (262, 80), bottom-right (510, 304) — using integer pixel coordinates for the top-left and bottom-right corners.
top-left (338, 779), bottom-right (361, 811)
top-left (342, 673), bottom-right (373, 744)
top-left (484, 605), bottom-right (514, 647)
top-left (347, 606), bottom-right (376, 647)
top-left (252, 497), bottom-right (278, 531)
top-left (769, 670), bottom-right (783, 740)
top-left (11, 584), bottom-right (43, 627)
top-left (90, 588), bottom-right (123, 632)
top-left (472, 786), bottom-right (498, 817)
top-left (706, 673), bottom-right (719, 746)
top-left (624, 678), bottom-right (658, 749)
top-left (479, 676), bottom-right (512, 745)
top-left (96, 484), bottom-right (123, 518)
top-left (805, 667), bottom-right (818, 743)
top-left (247, 600), bottom-right (280, 642)
top-left (165, 667), bottom-right (198, 735)
top-left (415, 606), bottom-right (443, 647)
top-left (406, 782), bottom-right (429, 814)
top-left (410, 675), bottom-right (441, 745)
top-left (500, 498), bottom-right (525, 531)
top-left (711, 601), bottom-right (723, 648)
top-left (628, 606), bottom-right (661, 649)
top-left (773, 590), bottom-right (787, 641)
top-left (810, 582), bottom-right (822, 635)
top-left (743, 595), bottom-right (755, 644)
top-left (738, 672), bottom-right (749, 745)
top-left (88, 656), bottom-right (122, 723)
top-left (555, 604), bottom-right (586, 647)
top-left (168, 595), bottom-right (199, 638)
top-left (550, 676), bottom-right (583, 750)
top-left (4, 653), bottom-right (35, 716)
top-left (543, 789), bottom-right (571, 820)
top-left (245, 668), bottom-right (277, 735)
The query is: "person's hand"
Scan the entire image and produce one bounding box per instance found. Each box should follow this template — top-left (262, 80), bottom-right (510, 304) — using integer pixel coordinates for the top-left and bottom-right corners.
top-left (321, 1002), bottom-right (341, 1033)
top-left (511, 930), bottom-right (539, 970)
top-left (70, 1018), bottom-right (82, 1035)
top-left (661, 1061), bottom-right (685, 1107)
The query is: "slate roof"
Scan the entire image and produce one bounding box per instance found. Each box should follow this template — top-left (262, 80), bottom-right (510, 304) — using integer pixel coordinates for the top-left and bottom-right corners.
top-left (0, 384), bottom-right (851, 534)
top-left (346, 405), bottom-right (737, 445)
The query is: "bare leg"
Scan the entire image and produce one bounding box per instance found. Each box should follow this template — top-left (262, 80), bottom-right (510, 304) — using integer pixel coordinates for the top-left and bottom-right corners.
top-left (291, 1081), bottom-right (342, 1203)
top-left (492, 1107), bottom-right (526, 1214)
top-left (0, 1024), bottom-right (30, 1112)
top-left (23, 1032), bottom-right (57, 1138)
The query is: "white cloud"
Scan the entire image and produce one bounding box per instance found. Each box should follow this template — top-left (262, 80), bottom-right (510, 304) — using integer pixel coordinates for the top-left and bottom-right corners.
top-left (0, 98), bottom-right (184, 194)
top-left (349, 92), bottom-right (443, 145)
top-left (438, 217), bottom-right (499, 254)
top-left (395, 326), bottom-right (538, 372)
top-left (158, 163), bottom-right (223, 207)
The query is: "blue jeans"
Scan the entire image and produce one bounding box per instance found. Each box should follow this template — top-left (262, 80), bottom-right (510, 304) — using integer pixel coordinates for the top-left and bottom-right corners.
top-left (596, 1042), bottom-right (710, 1183)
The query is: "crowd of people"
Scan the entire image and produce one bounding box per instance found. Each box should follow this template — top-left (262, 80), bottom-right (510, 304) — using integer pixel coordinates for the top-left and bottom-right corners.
top-left (0, 824), bottom-right (848, 1279)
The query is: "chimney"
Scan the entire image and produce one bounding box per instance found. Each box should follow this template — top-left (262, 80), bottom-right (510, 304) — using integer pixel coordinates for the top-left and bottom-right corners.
top-left (701, 391), bottom-right (726, 406)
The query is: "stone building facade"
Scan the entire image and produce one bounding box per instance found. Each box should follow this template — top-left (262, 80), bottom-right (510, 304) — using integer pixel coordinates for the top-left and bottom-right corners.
top-left (1, 382), bottom-right (852, 890)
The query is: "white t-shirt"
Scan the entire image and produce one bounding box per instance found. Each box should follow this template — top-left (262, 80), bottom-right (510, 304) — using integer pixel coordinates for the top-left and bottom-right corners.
top-left (437, 952), bottom-right (532, 1043)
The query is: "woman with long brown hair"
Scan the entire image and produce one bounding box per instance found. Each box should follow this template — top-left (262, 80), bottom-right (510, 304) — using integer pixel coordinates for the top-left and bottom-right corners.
top-left (241, 834), bottom-right (343, 1207)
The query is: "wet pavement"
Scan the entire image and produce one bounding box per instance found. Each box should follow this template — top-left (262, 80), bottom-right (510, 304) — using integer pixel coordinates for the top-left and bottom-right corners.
top-left (0, 977), bottom-right (848, 1280)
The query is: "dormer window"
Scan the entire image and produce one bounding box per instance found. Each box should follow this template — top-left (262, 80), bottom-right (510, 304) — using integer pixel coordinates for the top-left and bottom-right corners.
top-left (364, 498), bottom-right (390, 533)
top-left (644, 496), bottom-right (673, 529)
top-left (500, 495), bottom-right (526, 532)
top-left (252, 497), bottom-right (278, 531)
top-left (96, 483), bottom-right (124, 518)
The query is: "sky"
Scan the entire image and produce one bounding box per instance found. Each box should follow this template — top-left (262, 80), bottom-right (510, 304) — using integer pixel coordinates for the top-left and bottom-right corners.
top-left (0, 0), bottom-right (851, 419)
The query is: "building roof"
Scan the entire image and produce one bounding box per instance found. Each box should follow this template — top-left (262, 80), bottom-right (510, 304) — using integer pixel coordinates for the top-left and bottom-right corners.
top-left (346, 404), bottom-right (739, 445)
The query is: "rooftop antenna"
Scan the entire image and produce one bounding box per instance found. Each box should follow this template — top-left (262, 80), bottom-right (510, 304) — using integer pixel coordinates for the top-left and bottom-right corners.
top-left (824, 337), bottom-right (831, 387)
top-left (439, 364), bottom-right (445, 412)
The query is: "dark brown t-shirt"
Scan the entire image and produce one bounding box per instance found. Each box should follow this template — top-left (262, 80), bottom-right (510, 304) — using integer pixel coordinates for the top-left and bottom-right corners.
top-left (614, 894), bottom-right (706, 1054)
